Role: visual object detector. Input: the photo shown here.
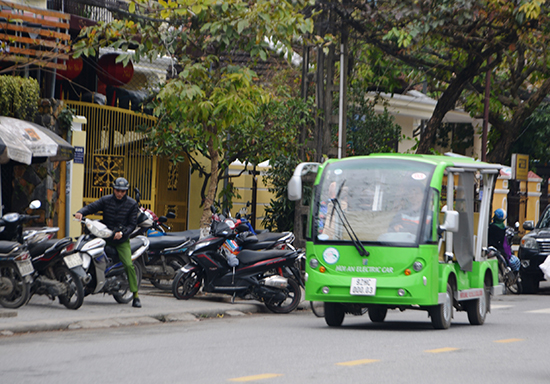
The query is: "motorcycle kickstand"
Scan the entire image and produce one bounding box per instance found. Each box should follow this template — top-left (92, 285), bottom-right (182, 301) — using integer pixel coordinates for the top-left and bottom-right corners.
top-left (231, 292), bottom-right (236, 304)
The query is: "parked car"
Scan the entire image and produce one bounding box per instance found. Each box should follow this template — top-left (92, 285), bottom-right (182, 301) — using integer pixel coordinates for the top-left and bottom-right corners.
top-left (518, 205), bottom-right (550, 293)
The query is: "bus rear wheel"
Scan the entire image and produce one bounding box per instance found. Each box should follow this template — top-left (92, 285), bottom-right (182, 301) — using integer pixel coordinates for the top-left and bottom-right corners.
top-left (324, 302), bottom-right (345, 327)
top-left (466, 280), bottom-right (490, 325)
top-left (368, 306), bottom-right (387, 323)
top-left (430, 283), bottom-right (453, 329)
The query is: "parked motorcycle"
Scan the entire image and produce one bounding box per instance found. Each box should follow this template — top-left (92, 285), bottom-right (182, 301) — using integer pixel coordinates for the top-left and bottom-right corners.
top-left (0, 200), bottom-right (43, 308)
top-left (27, 235), bottom-right (86, 310)
top-left (71, 217), bottom-right (149, 304)
top-left (132, 190), bottom-right (199, 290)
top-left (172, 220), bottom-right (302, 313)
top-left (0, 240), bottom-right (32, 308)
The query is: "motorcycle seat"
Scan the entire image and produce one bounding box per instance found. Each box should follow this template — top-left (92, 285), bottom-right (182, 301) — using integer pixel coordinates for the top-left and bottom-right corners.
top-left (163, 229), bottom-right (200, 241)
top-left (237, 249), bottom-right (294, 265)
top-left (148, 235), bottom-right (193, 252)
top-left (28, 237), bottom-right (72, 258)
top-left (0, 240), bottom-right (20, 255)
top-left (130, 237), bottom-right (147, 253)
top-left (255, 232), bottom-right (290, 243)
top-left (242, 241), bottom-right (278, 250)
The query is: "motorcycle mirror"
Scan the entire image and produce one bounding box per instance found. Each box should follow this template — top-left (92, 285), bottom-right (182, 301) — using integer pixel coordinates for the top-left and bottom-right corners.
top-left (166, 211), bottom-right (176, 219)
top-left (159, 216), bottom-right (168, 223)
top-left (29, 200), bottom-right (41, 210)
top-left (210, 205), bottom-right (217, 213)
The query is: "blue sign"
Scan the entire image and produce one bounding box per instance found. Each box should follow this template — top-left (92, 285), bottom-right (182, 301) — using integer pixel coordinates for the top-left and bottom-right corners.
top-left (74, 146), bottom-right (84, 164)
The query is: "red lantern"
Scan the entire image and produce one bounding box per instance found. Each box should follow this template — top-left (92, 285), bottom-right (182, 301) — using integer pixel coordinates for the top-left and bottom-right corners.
top-left (97, 53), bottom-right (134, 86)
top-left (56, 57), bottom-right (83, 80)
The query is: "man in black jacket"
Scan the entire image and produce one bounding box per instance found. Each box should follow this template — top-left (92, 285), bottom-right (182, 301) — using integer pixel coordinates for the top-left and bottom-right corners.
top-left (75, 177), bottom-right (142, 308)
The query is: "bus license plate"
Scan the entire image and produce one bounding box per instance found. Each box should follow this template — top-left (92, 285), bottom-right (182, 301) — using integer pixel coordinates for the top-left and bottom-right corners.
top-left (16, 259), bottom-right (34, 276)
top-left (350, 278), bottom-right (376, 296)
top-left (64, 254), bottom-right (83, 269)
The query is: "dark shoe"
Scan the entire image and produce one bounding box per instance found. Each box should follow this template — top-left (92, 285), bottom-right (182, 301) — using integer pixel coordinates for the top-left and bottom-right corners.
top-left (132, 297), bottom-right (142, 308)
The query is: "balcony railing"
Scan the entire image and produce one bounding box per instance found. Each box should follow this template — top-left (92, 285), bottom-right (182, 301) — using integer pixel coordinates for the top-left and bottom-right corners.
top-left (47, 0), bottom-right (128, 24)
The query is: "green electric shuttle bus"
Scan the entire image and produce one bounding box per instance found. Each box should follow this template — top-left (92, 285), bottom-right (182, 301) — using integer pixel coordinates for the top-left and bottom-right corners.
top-left (288, 154), bottom-right (501, 329)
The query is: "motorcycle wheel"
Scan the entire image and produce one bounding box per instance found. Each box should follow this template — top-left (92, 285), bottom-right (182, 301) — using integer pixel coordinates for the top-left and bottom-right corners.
top-left (172, 269), bottom-right (202, 300)
top-left (0, 263), bottom-right (30, 308)
top-left (113, 261), bottom-right (143, 304)
top-left (150, 256), bottom-right (186, 291)
top-left (264, 277), bottom-right (301, 314)
top-left (54, 266), bottom-right (84, 310)
top-left (499, 261), bottom-right (521, 294)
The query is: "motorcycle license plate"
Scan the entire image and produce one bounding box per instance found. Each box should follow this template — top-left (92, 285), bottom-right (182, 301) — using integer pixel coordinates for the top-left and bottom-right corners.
top-left (350, 278), bottom-right (376, 296)
top-left (16, 259), bottom-right (34, 276)
top-left (64, 254), bottom-right (83, 269)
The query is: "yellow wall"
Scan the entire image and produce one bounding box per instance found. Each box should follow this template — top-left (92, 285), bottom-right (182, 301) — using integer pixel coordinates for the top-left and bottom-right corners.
top-left (492, 174), bottom-right (542, 228)
top-left (186, 155), bottom-right (274, 230)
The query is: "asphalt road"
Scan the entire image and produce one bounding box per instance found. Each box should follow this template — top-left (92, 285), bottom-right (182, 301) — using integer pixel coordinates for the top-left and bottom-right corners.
top-left (2, 284), bottom-right (550, 384)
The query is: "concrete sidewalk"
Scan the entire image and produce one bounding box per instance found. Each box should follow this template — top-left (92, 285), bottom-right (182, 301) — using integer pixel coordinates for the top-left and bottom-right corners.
top-left (0, 282), bottom-right (298, 335)
top-left (0, 282), bottom-right (506, 336)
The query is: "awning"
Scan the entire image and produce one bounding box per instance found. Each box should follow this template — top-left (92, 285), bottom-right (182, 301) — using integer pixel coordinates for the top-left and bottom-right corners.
top-left (0, 116), bottom-right (74, 164)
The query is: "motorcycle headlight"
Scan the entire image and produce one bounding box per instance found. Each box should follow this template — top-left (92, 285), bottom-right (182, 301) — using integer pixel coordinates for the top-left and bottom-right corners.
top-left (521, 236), bottom-right (538, 250)
top-left (3, 213), bottom-right (19, 222)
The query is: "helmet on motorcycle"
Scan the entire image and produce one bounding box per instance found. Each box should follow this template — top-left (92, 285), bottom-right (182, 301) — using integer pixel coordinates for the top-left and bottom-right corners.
top-left (494, 208), bottom-right (506, 221)
top-left (112, 177), bottom-right (129, 191)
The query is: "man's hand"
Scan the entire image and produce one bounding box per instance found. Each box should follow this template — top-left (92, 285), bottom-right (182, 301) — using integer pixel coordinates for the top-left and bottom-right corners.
top-left (75, 212), bottom-right (83, 221)
top-left (114, 231), bottom-right (123, 240)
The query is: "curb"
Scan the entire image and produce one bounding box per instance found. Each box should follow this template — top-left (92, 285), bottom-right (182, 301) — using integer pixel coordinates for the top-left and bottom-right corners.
top-left (0, 301), bottom-right (309, 335)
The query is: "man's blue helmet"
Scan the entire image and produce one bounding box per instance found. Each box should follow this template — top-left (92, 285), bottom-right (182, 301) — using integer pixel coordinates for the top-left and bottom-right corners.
top-left (494, 208), bottom-right (506, 221)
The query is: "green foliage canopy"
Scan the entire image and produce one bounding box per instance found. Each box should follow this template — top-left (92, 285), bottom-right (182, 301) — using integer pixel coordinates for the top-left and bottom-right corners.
top-left (0, 75), bottom-right (39, 120)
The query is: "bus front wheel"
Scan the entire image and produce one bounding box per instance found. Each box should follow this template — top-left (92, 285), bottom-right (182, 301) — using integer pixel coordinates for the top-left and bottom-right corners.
top-left (324, 302), bottom-right (345, 327)
top-left (430, 283), bottom-right (453, 329)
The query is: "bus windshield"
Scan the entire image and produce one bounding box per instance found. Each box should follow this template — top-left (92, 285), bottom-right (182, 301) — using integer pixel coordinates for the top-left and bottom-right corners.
top-left (315, 158), bottom-right (436, 245)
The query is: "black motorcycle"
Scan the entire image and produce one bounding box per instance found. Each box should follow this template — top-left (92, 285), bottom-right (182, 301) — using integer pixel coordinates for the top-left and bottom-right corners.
top-left (487, 244), bottom-right (520, 294)
top-left (172, 220), bottom-right (303, 313)
top-left (27, 235), bottom-right (86, 310)
top-left (0, 200), bottom-right (43, 308)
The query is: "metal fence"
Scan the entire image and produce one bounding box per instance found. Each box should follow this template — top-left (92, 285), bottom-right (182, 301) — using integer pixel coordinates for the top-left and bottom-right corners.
top-left (65, 100), bottom-right (158, 210)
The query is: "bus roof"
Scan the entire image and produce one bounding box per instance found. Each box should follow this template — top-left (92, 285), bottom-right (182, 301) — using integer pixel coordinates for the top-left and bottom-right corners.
top-left (324, 153), bottom-right (503, 172)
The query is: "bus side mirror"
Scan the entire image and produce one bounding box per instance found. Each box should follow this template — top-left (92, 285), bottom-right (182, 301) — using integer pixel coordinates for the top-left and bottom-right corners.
top-left (523, 220), bottom-right (534, 231)
top-left (440, 210), bottom-right (459, 233)
top-left (287, 162), bottom-right (320, 202)
top-left (288, 175), bottom-right (302, 201)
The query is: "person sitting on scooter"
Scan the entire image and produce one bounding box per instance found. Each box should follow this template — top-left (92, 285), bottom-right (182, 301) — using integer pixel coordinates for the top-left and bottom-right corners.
top-left (488, 208), bottom-right (519, 271)
top-left (74, 177), bottom-right (142, 308)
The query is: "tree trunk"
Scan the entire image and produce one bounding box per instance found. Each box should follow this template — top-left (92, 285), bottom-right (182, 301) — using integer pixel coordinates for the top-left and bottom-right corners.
top-left (416, 55), bottom-right (485, 154)
top-left (199, 136), bottom-right (219, 235)
top-left (487, 76), bottom-right (550, 164)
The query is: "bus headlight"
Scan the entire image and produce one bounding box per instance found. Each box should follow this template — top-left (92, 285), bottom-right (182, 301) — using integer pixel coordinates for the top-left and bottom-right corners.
top-left (309, 258), bottom-right (319, 269)
top-left (413, 261), bottom-right (423, 272)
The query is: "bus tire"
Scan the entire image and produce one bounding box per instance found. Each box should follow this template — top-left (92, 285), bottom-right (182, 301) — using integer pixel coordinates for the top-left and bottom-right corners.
top-left (430, 283), bottom-right (453, 329)
top-left (466, 280), bottom-right (490, 325)
top-left (324, 302), bottom-right (345, 327)
top-left (368, 306), bottom-right (387, 323)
